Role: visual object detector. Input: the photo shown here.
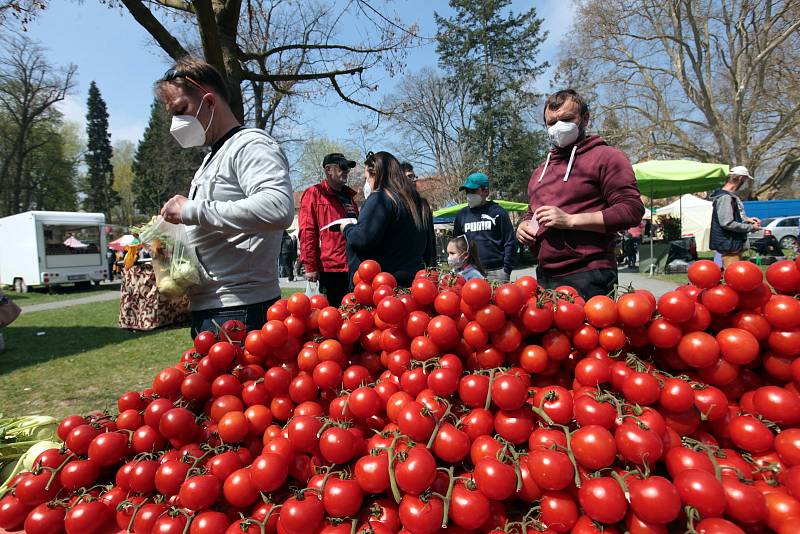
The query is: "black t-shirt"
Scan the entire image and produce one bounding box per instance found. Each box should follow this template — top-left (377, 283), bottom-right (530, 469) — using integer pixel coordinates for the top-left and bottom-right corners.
top-left (336, 190), bottom-right (358, 217)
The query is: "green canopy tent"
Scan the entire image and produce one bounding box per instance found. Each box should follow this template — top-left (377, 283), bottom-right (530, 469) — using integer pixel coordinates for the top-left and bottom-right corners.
top-left (433, 200), bottom-right (529, 218)
top-left (633, 160), bottom-right (729, 199)
top-left (632, 160), bottom-right (729, 274)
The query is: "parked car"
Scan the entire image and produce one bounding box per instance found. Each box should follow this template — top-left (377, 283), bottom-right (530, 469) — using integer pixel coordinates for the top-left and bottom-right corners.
top-left (748, 216), bottom-right (800, 251)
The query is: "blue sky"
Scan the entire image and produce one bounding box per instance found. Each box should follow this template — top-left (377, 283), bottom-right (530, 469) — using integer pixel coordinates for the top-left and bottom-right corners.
top-left (24, 0), bottom-right (575, 148)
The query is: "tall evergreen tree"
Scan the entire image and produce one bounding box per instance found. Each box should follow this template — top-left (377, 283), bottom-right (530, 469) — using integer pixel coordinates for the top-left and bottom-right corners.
top-left (83, 81), bottom-right (119, 215)
top-left (435, 0), bottom-right (548, 198)
top-left (132, 100), bottom-right (206, 215)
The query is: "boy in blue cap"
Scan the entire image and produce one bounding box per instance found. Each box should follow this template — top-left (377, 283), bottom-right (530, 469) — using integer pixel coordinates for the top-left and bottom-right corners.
top-left (453, 172), bottom-right (516, 282)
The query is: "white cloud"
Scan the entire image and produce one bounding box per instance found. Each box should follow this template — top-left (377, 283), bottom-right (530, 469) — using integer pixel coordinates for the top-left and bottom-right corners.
top-left (56, 94), bottom-right (86, 128)
top-left (109, 118), bottom-right (146, 145)
top-left (56, 94), bottom-right (145, 144)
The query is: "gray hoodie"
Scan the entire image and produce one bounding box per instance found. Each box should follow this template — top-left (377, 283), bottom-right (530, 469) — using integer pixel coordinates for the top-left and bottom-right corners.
top-left (180, 128), bottom-right (294, 311)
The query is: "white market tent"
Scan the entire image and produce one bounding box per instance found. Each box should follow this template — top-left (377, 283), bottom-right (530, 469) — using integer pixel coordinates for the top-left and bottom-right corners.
top-left (655, 193), bottom-right (713, 252)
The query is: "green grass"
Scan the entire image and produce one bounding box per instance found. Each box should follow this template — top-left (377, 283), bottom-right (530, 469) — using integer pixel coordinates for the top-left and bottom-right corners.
top-left (2, 283), bottom-right (119, 307)
top-left (651, 249), bottom-right (793, 285)
top-left (0, 288), bottom-right (299, 419)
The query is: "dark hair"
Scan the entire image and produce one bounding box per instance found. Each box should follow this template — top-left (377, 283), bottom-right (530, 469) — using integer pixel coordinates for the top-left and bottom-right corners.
top-left (543, 89), bottom-right (589, 123)
top-left (448, 235), bottom-right (485, 275)
top-left (365, 151), bottom-right (431, 231)
top-left (156, 57), bottom-right (231, 104)
top-left (400, 162), bottom-right (414, 173)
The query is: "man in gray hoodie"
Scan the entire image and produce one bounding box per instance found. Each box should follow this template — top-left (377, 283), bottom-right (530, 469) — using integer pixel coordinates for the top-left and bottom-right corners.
top-left (709, 166), bottom-right (760, 269)
top-left (157, 57), bottom-right (294, 337)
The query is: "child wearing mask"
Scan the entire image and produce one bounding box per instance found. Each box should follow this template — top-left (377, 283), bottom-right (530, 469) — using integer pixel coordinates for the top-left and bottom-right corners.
top-left (447, 235), bottom-right (485, 281)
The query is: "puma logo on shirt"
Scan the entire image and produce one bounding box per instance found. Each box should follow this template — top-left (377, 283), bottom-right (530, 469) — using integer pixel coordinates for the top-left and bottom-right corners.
top-left (463, 213), bottom-right (500, 231)
top-left (464, 219), bottom-right (494, 231)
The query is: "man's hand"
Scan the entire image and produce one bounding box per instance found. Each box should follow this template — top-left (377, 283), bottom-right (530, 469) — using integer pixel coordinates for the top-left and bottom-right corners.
top-left (516, 219), bottom-right (538, 245)
top-left (534, 205), bottom-right (572, 229)
top-left (161, 195), bottom-right (188, 224)
top-left (305, 271), bottom-right (319, 282)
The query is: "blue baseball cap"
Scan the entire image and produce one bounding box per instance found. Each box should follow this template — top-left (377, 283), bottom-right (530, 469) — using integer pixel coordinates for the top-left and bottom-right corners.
top-left (459, 172), bottom-right (490, 191)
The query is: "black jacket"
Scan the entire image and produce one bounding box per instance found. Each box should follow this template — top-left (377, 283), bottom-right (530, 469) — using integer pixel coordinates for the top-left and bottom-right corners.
top-left (343, 190), bottom-right (436, 287)
top-left (280, 232), bottom-right (296, 261)
top-left (453, 201), bottom-right (516, 272)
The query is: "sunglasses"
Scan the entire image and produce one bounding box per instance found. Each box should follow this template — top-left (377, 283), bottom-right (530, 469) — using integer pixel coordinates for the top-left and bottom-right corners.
top-left (160, 68), bottom-right (207, 93)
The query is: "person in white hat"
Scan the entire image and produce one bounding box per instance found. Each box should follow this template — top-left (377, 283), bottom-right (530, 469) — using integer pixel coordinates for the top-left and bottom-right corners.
top-left (709, 166), bottom-right (760, 268)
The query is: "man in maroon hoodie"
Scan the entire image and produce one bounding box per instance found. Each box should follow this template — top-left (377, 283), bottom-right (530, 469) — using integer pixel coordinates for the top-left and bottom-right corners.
top-left (517, 90), bottom-right (644, 298)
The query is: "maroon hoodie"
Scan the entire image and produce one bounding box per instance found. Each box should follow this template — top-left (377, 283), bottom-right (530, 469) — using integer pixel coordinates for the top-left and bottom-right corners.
top-left (525, 135), bottom-right (644, 275)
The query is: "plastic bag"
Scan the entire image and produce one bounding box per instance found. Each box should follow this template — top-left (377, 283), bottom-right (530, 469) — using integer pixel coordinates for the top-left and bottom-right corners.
top-left (305, 280), bottom-right (321, 298)
top-left (137, 216), bottom-right (202, 299)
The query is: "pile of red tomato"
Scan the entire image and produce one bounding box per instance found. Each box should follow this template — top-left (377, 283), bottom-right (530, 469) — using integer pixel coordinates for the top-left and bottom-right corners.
top-left (3, 257), bottom-right (800, 534)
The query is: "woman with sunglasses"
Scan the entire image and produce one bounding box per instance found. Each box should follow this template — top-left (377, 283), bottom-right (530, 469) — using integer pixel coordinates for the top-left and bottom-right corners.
top-left (341, 151), bottom-right (436, 288)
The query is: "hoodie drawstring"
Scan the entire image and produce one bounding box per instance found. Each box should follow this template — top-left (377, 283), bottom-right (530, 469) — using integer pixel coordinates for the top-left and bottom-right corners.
top-left (563, 145), bottom-right (578, 182)
top-left (537, 152), bottom-right (551, 182)
top-left (537, 145), bottom-right (579, 183)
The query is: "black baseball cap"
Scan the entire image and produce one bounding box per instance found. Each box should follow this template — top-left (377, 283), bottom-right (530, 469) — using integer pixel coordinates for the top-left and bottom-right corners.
top-left (323, 153), bottom-right (356, 168)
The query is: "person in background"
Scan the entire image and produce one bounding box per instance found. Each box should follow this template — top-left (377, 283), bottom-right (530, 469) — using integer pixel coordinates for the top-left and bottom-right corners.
top-left (292, 233), bottom-right (300, 278)
top-left (447, 234), bottom-right (485, 281)
top-left (298, 153), bottom-right (359, 307)
top-left (516, 89), bottom-right (644, 299)
top-left (400, 162), bottom-right (416, 182)
top-left (279, 230), bottom-right (297, 281)
top-left (342, 151), bottom-right (436, 287)
top-left (453, 172), bottom-right (516, 282)
top-left (710, 166), bottom-right (760, 268)
top-left (106, 245), bottom-right (117, 280)
top-left (156, 57), bottom-right (294, 337)
top-left (0, 288), bottom-right (22, 353)
top-left (624, 220), bottom-right (645, 269)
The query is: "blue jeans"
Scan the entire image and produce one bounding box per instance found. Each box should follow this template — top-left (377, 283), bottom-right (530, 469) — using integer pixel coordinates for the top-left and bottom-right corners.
top-left (536, 268), bottom-right (617, 300)
top-left (190, 297), bottom-right (278, 339)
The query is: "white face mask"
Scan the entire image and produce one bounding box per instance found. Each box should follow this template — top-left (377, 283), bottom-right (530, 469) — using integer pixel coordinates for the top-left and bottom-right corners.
top-left (547, 120), bottom-right (580, 149)
top-left (447, 254), bottom-right (466, 269)
top-left (466, 193), bottom-right (483, 208)
top-left (363, 179), bottom-right (373, 199)
top-left (170, 96), bottom-right (214, 148)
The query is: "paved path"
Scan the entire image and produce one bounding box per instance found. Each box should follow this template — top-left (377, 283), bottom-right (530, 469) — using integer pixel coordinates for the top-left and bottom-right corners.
top-left (277, 267), bottom-right (680, 299)
top-left (19, 291), bottom-right (120, 313)
top-left (618, 270), bottom-right (680, 297)
top-left (18, 268), bottom-right (678, 314)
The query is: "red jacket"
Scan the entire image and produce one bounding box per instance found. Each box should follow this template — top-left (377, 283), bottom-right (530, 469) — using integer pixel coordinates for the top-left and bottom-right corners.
top-left (299, 181), bottom-right (359, 273)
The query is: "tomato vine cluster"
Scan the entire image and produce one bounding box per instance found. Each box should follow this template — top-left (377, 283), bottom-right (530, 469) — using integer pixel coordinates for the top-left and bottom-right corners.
top-left (3, 257), bottom-right (800, 534)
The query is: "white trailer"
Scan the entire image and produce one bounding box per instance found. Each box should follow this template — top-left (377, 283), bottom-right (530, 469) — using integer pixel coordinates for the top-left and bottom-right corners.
top-left (0, 211), bottom-right (108, 292)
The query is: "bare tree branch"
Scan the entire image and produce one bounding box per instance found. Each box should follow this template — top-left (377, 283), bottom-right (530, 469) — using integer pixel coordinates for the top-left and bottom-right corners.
top-left (118, 0), bottom-right (189, 59)
top-left (559, 0), bottom-right (800, 198)
top-left (242, 65), bottom-right (365, 82)
top-left (147, 0), bottom-right (194, 13)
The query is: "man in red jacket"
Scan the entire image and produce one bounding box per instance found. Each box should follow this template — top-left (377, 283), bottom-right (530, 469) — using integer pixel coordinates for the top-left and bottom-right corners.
top-left (299, 153), bottom-right (359, 306)
top-left (517, 89), bottom-right (644, 298)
